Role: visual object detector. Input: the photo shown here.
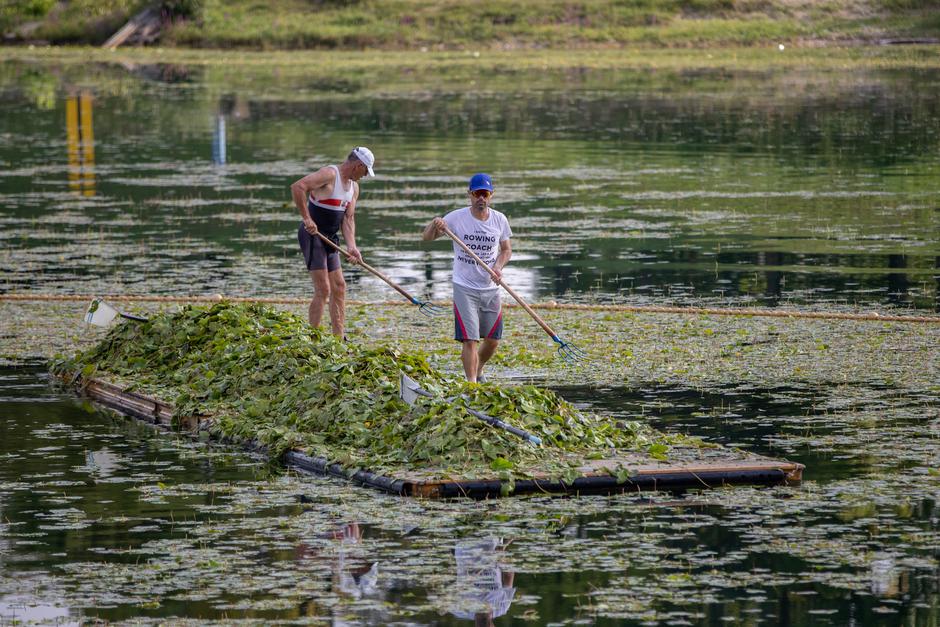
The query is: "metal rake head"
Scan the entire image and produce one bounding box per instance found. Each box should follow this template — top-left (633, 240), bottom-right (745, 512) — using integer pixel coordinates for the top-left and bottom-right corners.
top-left (417, 300), bottom-right (446, 317)
top-left (553, 336), bottom-right (587, 363)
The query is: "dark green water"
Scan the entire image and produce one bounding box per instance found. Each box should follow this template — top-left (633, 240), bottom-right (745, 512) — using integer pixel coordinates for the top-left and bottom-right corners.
top-left (2, 367), bottom-right (939, 625)
top-left (0, 58), bottom-right (938, 310)
top-left (2, 55), bottom-right (939, 625)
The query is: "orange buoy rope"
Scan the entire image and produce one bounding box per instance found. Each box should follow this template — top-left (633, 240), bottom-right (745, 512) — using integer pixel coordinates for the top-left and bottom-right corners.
top-left (1, 293), bottom-right (938, 324)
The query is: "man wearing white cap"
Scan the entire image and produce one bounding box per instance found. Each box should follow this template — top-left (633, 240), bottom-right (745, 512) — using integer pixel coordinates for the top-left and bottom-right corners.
top-left (291, 147), bottom-right (375, 338)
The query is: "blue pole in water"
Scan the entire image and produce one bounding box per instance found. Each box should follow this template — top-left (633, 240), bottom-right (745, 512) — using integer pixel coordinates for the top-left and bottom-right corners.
top-left (212, 114), bottom-right (226, 165)
top-left (461, 401), bottom-right (543, 446)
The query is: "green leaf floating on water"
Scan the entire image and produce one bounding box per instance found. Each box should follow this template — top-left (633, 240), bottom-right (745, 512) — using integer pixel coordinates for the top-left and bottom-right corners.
top-left (52, 302), bottom-right (689, 480)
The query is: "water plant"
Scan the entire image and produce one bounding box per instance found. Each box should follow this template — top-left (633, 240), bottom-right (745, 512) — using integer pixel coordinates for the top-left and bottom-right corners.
top-left (52, 302), bottom-right (683, 482)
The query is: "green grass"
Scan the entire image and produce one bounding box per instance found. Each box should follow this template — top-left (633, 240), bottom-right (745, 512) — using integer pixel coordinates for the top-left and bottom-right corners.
top-left (3, 0), bottom-right (138, 43)
top-left (2, 0), bottom-right (939, 49)
top-left (4, 44), bottom-right (940, 81)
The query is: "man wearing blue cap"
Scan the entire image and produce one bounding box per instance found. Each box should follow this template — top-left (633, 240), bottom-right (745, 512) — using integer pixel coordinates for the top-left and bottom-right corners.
top-left (423, 173), bottom-right (513, 383)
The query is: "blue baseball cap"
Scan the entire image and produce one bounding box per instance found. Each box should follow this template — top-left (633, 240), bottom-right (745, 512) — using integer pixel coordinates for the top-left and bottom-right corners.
top-left (468, 173), bottom-right (494, 193)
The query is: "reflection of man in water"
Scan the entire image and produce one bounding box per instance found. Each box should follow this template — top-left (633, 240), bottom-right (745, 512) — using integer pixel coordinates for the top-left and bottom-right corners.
top-left (331, 522), bottom-right (379, 600)
top-left (449, 537), bottom-right (516, 626)
top-left (294, 521), bottom-right (384, 624)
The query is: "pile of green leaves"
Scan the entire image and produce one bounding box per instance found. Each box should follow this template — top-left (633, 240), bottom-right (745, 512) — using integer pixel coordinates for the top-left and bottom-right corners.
top-left (53, 302), bottom-right (680, 479)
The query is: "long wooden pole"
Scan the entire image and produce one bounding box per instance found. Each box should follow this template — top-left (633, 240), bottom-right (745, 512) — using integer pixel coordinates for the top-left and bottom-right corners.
top-left (439, 224), bottom-right (560, 340)
top-left (313, 232), bottom-right (421, 306)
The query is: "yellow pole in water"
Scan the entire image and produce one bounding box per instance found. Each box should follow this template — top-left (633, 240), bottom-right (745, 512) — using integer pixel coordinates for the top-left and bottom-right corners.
top-left (65, 95), bottom-right (80, 193)
top-left (79, 91), bottom-right (95, 197)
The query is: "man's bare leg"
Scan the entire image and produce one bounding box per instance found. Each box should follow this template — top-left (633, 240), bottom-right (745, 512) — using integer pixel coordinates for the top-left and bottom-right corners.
top-left (476, 338), bottom-right (499, 380)
top-left (308, 269), bottom-right (330, 327)
top-left (461, 340), bottom-right (480, 382)
top-left (327, 268), bottom-right (347, 338)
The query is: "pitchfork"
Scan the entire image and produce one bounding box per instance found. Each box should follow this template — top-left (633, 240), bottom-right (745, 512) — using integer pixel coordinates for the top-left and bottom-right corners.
top-left (315, 233), bottom-right (445, 317)
top-left (439, 224), bottom-right (586, 364)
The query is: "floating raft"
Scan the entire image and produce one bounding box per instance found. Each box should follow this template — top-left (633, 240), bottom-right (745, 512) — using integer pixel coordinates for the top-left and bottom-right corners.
top-left (74, 374), bottom-right (804, 498)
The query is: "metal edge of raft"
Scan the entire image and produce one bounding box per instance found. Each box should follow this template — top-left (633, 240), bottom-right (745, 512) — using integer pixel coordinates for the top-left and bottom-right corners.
top-left (284, 451), bottom-right (408, 495)
top-left (411, 467), bottom-right (799, 499)
top-left (66, 373), bottom-right (805, 498)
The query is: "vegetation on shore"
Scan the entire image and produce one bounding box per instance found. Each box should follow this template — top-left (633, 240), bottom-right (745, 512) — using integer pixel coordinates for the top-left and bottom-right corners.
top-left (5, 40), bottom-right (940, 76)
top-left (2, 0), bottom-right (939, 50)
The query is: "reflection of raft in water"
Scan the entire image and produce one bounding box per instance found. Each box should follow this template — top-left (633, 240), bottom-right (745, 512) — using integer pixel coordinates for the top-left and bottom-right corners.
top-left (72, 375), bottom-right (803, 498)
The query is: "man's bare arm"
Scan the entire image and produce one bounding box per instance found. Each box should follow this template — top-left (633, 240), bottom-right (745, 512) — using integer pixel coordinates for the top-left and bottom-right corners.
top-left (341, 183), bottom-right (362, 262)
top-left (422, 217), bottom-right (446, 241)
top-left (290, 167), bottom-right (333, 230)
top-left (494, 239), bottom-right (512, 271)
top-left (491, 238), bottom-right (512, 283)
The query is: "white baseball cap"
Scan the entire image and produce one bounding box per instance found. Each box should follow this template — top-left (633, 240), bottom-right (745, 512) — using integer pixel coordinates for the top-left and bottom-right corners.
top-left (352, 146), bottom-right (375, 177)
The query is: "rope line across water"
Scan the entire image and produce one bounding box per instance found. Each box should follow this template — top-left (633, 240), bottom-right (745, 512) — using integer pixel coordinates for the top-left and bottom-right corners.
top-left (2, 293), bottom-right (939, 324)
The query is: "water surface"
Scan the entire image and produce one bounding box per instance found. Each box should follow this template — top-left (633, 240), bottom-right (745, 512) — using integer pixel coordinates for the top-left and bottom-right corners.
top-left (1, 57), bottom-right (938, 310)
top-left (2, 368), bottom-right (939, 625)
top-left (2, 52), bottom-right (939, 625)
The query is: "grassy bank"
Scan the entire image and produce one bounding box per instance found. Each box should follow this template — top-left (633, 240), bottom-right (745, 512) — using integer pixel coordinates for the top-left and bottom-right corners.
top-left (3, 0), bottom-right (940, 49)
top-left (4, 43), bottom-right (940, 81)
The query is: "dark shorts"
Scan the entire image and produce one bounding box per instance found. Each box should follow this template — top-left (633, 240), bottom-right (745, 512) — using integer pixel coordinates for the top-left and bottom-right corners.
top-left (298, 224), bottom-right (340, 272)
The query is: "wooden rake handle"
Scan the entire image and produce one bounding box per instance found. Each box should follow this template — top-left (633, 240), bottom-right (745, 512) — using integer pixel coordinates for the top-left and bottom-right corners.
top-left (439, 223), bottom-right (559, 340)
top-left (314, 232), bottom-right (420, 305)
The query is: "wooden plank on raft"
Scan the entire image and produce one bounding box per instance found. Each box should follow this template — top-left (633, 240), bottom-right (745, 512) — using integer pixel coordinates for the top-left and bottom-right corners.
top-left (69, 373), bottom-right (805, 498)
top-left (83, 378), bottom-right (176, 426)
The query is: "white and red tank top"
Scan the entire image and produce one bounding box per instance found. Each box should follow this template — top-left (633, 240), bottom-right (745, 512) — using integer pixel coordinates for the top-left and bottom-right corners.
top-left (307, 165), bottom-right (354, 236)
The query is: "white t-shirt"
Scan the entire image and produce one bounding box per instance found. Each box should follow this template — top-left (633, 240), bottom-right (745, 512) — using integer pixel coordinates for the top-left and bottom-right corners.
top-left (443, 206), bottom-right (512, 291)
